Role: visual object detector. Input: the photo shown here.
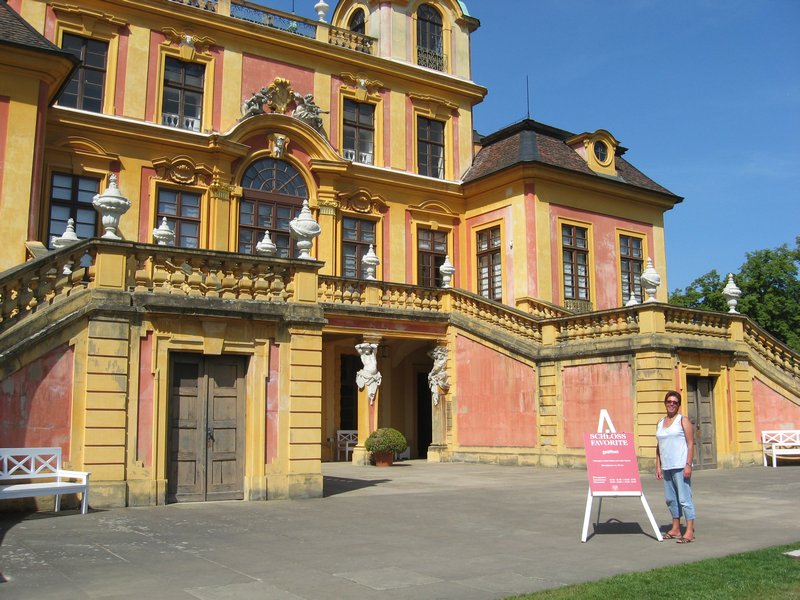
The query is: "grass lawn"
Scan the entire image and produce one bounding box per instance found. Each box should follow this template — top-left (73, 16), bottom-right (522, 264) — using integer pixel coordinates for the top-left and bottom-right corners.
top-left (506, 543), bottom-right (800, 600)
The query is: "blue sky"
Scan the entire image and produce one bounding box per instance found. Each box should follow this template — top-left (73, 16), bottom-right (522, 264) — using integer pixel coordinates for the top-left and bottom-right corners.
top-left (274, 1), bottom-right (799, 291)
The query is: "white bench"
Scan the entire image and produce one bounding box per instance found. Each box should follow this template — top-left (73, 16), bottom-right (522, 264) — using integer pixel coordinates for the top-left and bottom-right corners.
top-left (336, 430), bottom-right (358, 461)
top-left (761, 430), bottom-right (800, 467)
top-left (0, 448), bottom-right (90, 514)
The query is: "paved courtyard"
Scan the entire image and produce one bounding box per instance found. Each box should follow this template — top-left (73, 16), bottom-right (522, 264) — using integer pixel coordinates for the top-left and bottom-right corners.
top-left (1, 461), bottom-right (799, 599)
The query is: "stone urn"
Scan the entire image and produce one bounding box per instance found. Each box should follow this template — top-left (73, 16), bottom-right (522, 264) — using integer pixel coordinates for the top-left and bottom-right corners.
top-left (256, 230), bottom-right (277, 256)
top-left (361, 244), bottom-right (380, 280)
top-left (288, 198), bottom-right (321, 260)
top-left (152, 217), bottom-right (175, 246)
top-left (92, 174), bottom-right (130, 239)
top-left (722, 273), bottom-right (741, 313)
top-left (439, 255), bottom-right (455, 288)
top-left (640, 258), bottom-right (661, 302)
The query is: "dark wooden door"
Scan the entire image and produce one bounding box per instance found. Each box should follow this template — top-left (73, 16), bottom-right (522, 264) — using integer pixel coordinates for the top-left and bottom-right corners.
top-left (686, 376), bottom-right (717, 470)
top-left (168, 354), bottom-right (246, 502)
top-left (416, 372), bottom-right (432, 458)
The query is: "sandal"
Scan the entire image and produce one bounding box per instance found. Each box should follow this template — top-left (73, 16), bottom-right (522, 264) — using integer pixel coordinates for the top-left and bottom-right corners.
top-left (663, 532), bottom-right (681, 539)
top-left (676, 537), bottom-right (695, 543)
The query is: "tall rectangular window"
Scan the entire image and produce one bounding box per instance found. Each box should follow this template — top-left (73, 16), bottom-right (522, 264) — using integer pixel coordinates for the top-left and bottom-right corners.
top-left (417, 116), bottom-right (444, 179)
top-left (343, 99), bottom-right (374, 165)
top-left (47, 173), bottom-right (100, 247)
top-left (476, 226), bottom-right (502, 300)
top-left (418, 228), bottom-right (447, 287)
top-left (238, 199), bottom-right (299, 258)
top-left (157, 189), bottom-right (201, 248)
top-left (59, 34), bottom-right (108, 112)
top-left (620, 235), bottom-right (644, 303)
top-left (162, 57), bottom-right (204, 131)
top-left (342, 217), bottom-right (376, 278)
top-left (562, 224), bottom-right (590, 301)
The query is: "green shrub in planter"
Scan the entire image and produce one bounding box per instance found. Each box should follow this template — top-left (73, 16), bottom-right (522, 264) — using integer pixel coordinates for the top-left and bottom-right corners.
top-left (364, 427), bottom-right (408, 454)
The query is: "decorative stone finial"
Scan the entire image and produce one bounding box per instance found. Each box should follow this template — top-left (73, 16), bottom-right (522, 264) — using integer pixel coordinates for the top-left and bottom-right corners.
top-left (152, 217), bottom-right (175, 246)
top-left (314, 0), bottom-right (330, 21)
top-left (362, 244), bottom-right (380, 280)
top-left (722, 273), bottom-right (742, 314)
top-left (52, 218), bottom-right (81, 274)
top-left (640, 258), bottom-right (661, 302)
top-left (92, 174), bottom-right (131, 239)
top-left (256, 230), bottom-right (277, 256)
top-left (625, 290), bottom-right (639, 306)
top-left (288, 198), bottom-right (321, 260)
top-left (439, 255), bottom-right (455, 288)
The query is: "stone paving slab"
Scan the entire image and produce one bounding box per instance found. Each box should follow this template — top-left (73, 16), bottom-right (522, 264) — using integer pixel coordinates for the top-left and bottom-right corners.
top-left (1, 462), bottom-right (799, 599)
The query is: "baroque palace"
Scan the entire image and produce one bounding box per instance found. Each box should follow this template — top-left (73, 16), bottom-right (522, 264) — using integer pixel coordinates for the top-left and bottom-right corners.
top-left (1, 0), bottom-right (798, 507)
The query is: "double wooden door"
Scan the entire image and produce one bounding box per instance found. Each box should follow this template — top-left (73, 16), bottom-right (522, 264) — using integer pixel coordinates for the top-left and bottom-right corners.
top-left (685, 376), bottom-right (717, 470)
top-left (168, 354), bottom-right (246, 502)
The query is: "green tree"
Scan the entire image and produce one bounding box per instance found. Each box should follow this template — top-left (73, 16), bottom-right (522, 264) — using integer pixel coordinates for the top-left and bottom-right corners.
top-left (669, 237), bottom-right (800, 352)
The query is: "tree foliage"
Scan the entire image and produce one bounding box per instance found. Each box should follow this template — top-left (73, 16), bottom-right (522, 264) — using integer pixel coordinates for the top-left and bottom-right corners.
top-left (669, 237), bottom-right (800, 352)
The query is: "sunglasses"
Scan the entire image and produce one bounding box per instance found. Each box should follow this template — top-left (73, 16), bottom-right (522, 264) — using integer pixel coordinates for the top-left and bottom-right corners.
top-left (665, 401), bottom-right (680, 406)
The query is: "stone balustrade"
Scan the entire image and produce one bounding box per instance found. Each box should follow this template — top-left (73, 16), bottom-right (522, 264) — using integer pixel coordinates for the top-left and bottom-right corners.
top-left (553, 308), bottom-right (640, 342)
top-left (1, 242), bottom-right (798, 388)
top-left (0, 241), bottom-right (96, 331)
top-left (664, 306), bottom-right (731, 338)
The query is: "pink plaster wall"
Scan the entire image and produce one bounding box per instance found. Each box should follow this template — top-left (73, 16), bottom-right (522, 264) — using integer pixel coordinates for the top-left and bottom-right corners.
top-left (523, 183), bottom-right (538, 298)
top-left (241, 54), bottom-right (314, 110)
top-left (562, 362), bottom-right (633, 448)
top-left (548, 205), bottom-right (653, 310)
top-left (138, 167), bottom-right (156, 241)
top-left (265, 340), bottom-right (280, 464)
top-left (753, 378), bottom-right (800, 432)
top-left (455, 336), bottom-right (536, 447)
top-left (0, 345), bottom-right (74, 451)
top-left (114, 28), bottom-right (128, 116)
top-left (137, 331), bottom-right (154, 467)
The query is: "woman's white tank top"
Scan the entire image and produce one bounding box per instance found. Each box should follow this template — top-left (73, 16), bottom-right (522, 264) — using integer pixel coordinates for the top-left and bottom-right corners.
top-left (656, 414), bottom-right (688, 469)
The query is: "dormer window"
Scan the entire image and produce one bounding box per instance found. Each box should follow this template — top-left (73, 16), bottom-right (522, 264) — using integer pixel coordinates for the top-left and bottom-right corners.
top-left (566, 129), bottom-right (619, 176)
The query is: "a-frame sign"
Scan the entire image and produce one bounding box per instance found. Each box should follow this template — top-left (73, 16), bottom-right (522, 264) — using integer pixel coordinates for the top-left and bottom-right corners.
top-left (580, 409), bottom-right (662, 542)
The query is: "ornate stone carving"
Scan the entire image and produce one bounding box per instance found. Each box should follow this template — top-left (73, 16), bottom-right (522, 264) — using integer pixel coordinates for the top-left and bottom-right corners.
top-left (427, 346), bottom-right (450, 406)
top-left (161, 27), bottom-right (214, 54)
top-left (338, 189), bottom-right (386, 215)
top-left (355, 342), bottom-right (382, 405)
top-left (270, 133), bottom-right (289, 158)
top-left (256, 230), bottom-right (277, 256)
top-left (339, 72), bottom-right (383, 96)
top-left (152, 156), bottom-right (212, 185)
top-left (267, 78), bottom-right (293, 114)
top-left (241, 87), bottom-right (270, 119)
top-left (292, 92), bottom-right (328, 133)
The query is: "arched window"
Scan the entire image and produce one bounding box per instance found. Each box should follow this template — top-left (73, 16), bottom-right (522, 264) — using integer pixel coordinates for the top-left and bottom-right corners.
top-left (238, 158), bottom-right (308, 258)
top-left (417, 4), bottom-right (445, 71)
top-left (348, 8), bottom-right (365, 34)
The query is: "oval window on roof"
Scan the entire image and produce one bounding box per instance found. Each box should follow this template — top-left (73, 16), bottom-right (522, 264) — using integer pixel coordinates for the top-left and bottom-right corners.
top-left (593, 140), bottom-right (608, 163)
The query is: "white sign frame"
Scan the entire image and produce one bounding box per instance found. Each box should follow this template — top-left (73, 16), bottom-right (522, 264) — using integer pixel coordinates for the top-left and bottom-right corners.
top-left (580, 409), bottom-right (663, 543)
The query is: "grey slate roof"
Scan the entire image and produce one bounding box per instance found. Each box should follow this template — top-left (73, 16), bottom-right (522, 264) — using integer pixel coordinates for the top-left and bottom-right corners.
top-left (464, 119), bottom-right (680, 199)
top-left (0, 0), bottom-right (70, 56)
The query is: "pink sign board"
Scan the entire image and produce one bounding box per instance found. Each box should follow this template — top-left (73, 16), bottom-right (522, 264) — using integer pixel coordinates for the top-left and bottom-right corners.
top-left (583, 432), bottom-right (642, 494)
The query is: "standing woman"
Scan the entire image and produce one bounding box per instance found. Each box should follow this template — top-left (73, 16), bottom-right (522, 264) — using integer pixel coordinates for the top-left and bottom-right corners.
top-left (655, 390), bottom-right (696, 543)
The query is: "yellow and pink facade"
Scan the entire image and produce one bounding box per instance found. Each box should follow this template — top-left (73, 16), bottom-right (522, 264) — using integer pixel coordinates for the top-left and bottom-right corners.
top-left (0, 0), bottom-right (797, 509)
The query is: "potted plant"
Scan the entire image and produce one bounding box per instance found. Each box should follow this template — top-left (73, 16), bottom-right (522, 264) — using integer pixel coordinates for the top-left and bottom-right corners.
top-left (364, 427), bottom-right (408, 467)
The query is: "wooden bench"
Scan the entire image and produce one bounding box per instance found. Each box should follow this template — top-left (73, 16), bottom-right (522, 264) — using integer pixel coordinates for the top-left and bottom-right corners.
top-left (0, 448), bottom-right (90, 514)
top-left (761, 430), bottom-right (800, 467)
